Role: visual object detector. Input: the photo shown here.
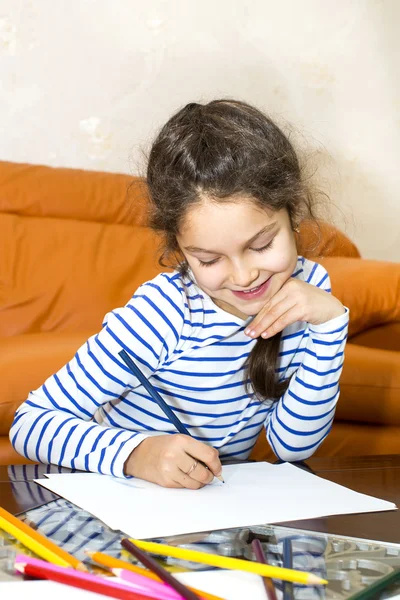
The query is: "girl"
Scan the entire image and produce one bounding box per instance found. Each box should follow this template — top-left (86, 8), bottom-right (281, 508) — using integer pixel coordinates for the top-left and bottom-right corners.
top-left (10, 100), bottom-right (348, 489)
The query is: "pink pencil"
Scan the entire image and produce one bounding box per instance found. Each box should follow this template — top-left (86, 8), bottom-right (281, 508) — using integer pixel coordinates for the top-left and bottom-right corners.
top-left (15, 554), bottom-right (175, 600)
top-left (112, 567), bottom-right (190, 600)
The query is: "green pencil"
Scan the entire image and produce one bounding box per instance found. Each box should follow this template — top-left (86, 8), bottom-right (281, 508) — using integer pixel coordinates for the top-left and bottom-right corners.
top-left (347, 568), bottom-right (400, 599)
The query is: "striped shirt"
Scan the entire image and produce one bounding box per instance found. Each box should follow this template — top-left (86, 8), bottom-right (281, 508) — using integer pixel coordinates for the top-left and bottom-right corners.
top-left (10, 257), bottom-right (349, 478)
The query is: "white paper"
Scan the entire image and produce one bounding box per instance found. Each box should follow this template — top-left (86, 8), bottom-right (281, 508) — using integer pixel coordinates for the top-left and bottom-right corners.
top-left (0, 580), bottom-right (110, 598)
top-left (175, 569), bottom-right (268, 600)
top-left (35, 462), bottom-right (396, 540)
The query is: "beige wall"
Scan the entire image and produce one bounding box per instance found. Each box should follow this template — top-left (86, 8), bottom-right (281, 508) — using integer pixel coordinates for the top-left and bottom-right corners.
top-left (1, 0), bottom-right (399, 260)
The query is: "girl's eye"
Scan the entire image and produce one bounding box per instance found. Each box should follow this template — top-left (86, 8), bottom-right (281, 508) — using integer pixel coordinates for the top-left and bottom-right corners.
top-left (198, 258), bottom-right (220, 267)
top-left (251, 239), bottom-right (274, 253)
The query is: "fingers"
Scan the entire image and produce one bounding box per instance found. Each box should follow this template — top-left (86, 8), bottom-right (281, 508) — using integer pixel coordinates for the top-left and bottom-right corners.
top-left (245, 279), bottom-right (326, 339)
top-left (178, 456), bottom-right (215, 489)
top-left (259, 306), bottom-right (304, 339)
top-left (246, 293), bottom-right (299, 339)
top-left (127, 434), bottom-right (223, 490)
top-left (245, 288), bottom-right (288, 337)
top-left (245, 277), bottom-right (346, 339)
top-left (173, 437), bottom-right (222, 489)
top-left (184, 436), bottom-right (222, 473)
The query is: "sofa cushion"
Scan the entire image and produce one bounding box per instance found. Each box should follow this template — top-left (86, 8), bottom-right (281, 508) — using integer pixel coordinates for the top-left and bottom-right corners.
top-left (0, 331), bottom-right (94, 435)
top-left (0, 161), bottom-right (148, 226)
top-left (0, 213), bottom-right (165, 336)
top-left (0, 437), bottom-right (36, 465)
top-left (350, 323), bottom-right (400, 352)
top-left (250, 421), bottom-right (400, 461)
top-left (318, 257), bottom-right (400, 338)
top-left (297, 220), bottom-right (360, 259)
top-left (336, 342), bottom-right (400, 425)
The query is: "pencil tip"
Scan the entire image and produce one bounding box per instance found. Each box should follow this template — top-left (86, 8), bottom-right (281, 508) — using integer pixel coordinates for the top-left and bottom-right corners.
top-left (309, 574), bottom-right (328, 585)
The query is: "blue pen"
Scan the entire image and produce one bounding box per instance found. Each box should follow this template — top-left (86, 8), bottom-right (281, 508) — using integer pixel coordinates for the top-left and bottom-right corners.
top-left (118, 349), bottom-right (224, 482)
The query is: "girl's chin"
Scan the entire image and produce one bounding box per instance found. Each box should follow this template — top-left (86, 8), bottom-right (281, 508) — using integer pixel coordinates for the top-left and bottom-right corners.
top-left (216, 298), bottom-right (265, 320)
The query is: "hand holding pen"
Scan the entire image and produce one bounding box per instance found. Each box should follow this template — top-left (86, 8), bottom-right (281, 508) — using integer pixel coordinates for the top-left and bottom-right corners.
top-left (124, 433), bottom-right (223, 489)
top-left (119, 350), bottom-right (224, 489)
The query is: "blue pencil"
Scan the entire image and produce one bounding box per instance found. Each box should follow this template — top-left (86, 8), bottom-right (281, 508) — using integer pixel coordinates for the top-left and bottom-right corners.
top-left (119, 349), bottom-right (189, 435)
top-left (282, 538), bottom-right (294, 600)
top-left (118, 349), bottom-right (224, 482)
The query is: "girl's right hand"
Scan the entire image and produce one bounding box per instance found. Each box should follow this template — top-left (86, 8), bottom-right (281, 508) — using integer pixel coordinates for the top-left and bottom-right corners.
top-left (124, 434), bottom-right (222, 489)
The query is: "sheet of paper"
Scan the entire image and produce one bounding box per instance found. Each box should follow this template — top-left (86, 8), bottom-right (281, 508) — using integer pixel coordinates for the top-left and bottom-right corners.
top-left (175, 569), bottom-right (267, 600)
top-left (0, 580), bottom-right (109, 598)
top-left (35, 462), bottom-right (396, 540)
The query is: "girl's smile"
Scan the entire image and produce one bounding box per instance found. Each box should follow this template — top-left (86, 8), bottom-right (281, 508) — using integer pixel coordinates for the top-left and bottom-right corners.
top-left (231, 276), bottom-right (272, 300)
top-left (177, 197), bottom-right (298, 320)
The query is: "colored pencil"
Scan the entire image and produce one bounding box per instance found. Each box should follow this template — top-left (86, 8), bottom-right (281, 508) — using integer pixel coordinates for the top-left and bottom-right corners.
top-left (282, 538), bottom-right (294, 600)
top-left (112, 568), bottom-right (188, 600)
top-left (86, 550), bottom-right (223, 600)
top-left (347, 568), bottom-right (400, 599)
top-left (251, 539), bottom-right (277, 600)
top-left (119, 349), bottom-right (224, 483)
top-left (121, 538), bottom-right (201, 600)
top-left (0, 505), bottom-right (85, 570)
top-left (15, 556), bottom-right (159, 600)
top-left (128, 539), bottom-right (328, 586)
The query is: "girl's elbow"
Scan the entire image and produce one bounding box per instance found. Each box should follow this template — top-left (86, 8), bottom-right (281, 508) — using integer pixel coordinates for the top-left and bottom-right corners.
top-left (275, 447), bottom-right (315, 463)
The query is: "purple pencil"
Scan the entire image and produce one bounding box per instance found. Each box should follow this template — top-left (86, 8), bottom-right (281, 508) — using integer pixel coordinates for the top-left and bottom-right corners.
top-left (251, 539), bottom-right (278, 600)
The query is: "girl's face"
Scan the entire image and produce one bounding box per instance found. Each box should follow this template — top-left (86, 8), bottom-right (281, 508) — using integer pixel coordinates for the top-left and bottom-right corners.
top-left (177, 198), bottom-right (298, 320)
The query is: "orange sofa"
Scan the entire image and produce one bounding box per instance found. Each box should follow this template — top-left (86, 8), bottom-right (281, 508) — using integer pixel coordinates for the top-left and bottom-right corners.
top-left (1, 160), bottom-right (399, 466)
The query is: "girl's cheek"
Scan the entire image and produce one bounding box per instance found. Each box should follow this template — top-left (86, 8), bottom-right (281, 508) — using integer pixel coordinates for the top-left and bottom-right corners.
top-left (196, 266), bottom-right (226, 291)
top-left (263, 252), bottom-right (293, 273)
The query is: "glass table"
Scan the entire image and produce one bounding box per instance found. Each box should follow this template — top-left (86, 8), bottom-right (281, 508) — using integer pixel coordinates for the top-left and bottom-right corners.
top-left (1, 457), bottom-right (400, 599)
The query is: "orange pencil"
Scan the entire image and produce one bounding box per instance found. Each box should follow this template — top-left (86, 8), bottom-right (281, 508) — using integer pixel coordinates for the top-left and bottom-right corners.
top-left (86, 550), bottom-right (224, 600)
top-left (0, 505), bottom-right (85, 570)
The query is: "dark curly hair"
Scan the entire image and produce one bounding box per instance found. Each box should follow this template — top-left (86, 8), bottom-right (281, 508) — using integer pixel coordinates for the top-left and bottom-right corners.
top-left (146, 99), bottom-right (316, 401)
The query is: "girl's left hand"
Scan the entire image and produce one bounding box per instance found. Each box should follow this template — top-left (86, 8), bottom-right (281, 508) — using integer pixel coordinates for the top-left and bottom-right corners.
top-left (244, 278), bottom-right (345, 339)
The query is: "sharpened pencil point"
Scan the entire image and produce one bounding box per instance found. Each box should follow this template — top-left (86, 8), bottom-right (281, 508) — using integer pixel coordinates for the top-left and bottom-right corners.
top-left (308, 574), bottom-right (328, 585)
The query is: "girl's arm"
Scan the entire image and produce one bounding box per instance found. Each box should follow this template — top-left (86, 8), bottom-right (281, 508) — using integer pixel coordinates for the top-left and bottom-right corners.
top-left (259, 262), bottom-right (349, 461)
top-left (9, 276), bottom-right (185, 477)
top-left (266, 307), bottom-right (348, 461)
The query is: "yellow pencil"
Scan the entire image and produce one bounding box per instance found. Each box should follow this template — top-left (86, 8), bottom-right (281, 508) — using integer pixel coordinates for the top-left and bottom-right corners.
top-left (85, 550), bottom-right (224, 600)
top-left (129, 539), bottom-right (328, 585)
top-left (0, 506), bottom-right (85, 570)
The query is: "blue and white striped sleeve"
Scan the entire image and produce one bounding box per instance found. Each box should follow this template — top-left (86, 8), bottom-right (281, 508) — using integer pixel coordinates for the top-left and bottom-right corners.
top-left (9, 276), bottom-right (185, 478)
top-left (265, 262), bottom-right (349, 462)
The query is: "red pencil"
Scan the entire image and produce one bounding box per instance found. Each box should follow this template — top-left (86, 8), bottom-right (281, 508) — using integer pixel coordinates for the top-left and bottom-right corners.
top-left (16, 563), bottom-right (154, 600)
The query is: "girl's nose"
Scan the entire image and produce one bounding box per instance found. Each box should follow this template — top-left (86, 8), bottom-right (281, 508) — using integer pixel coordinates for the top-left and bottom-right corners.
top-left (230, 263), bottom-right (259, 289)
